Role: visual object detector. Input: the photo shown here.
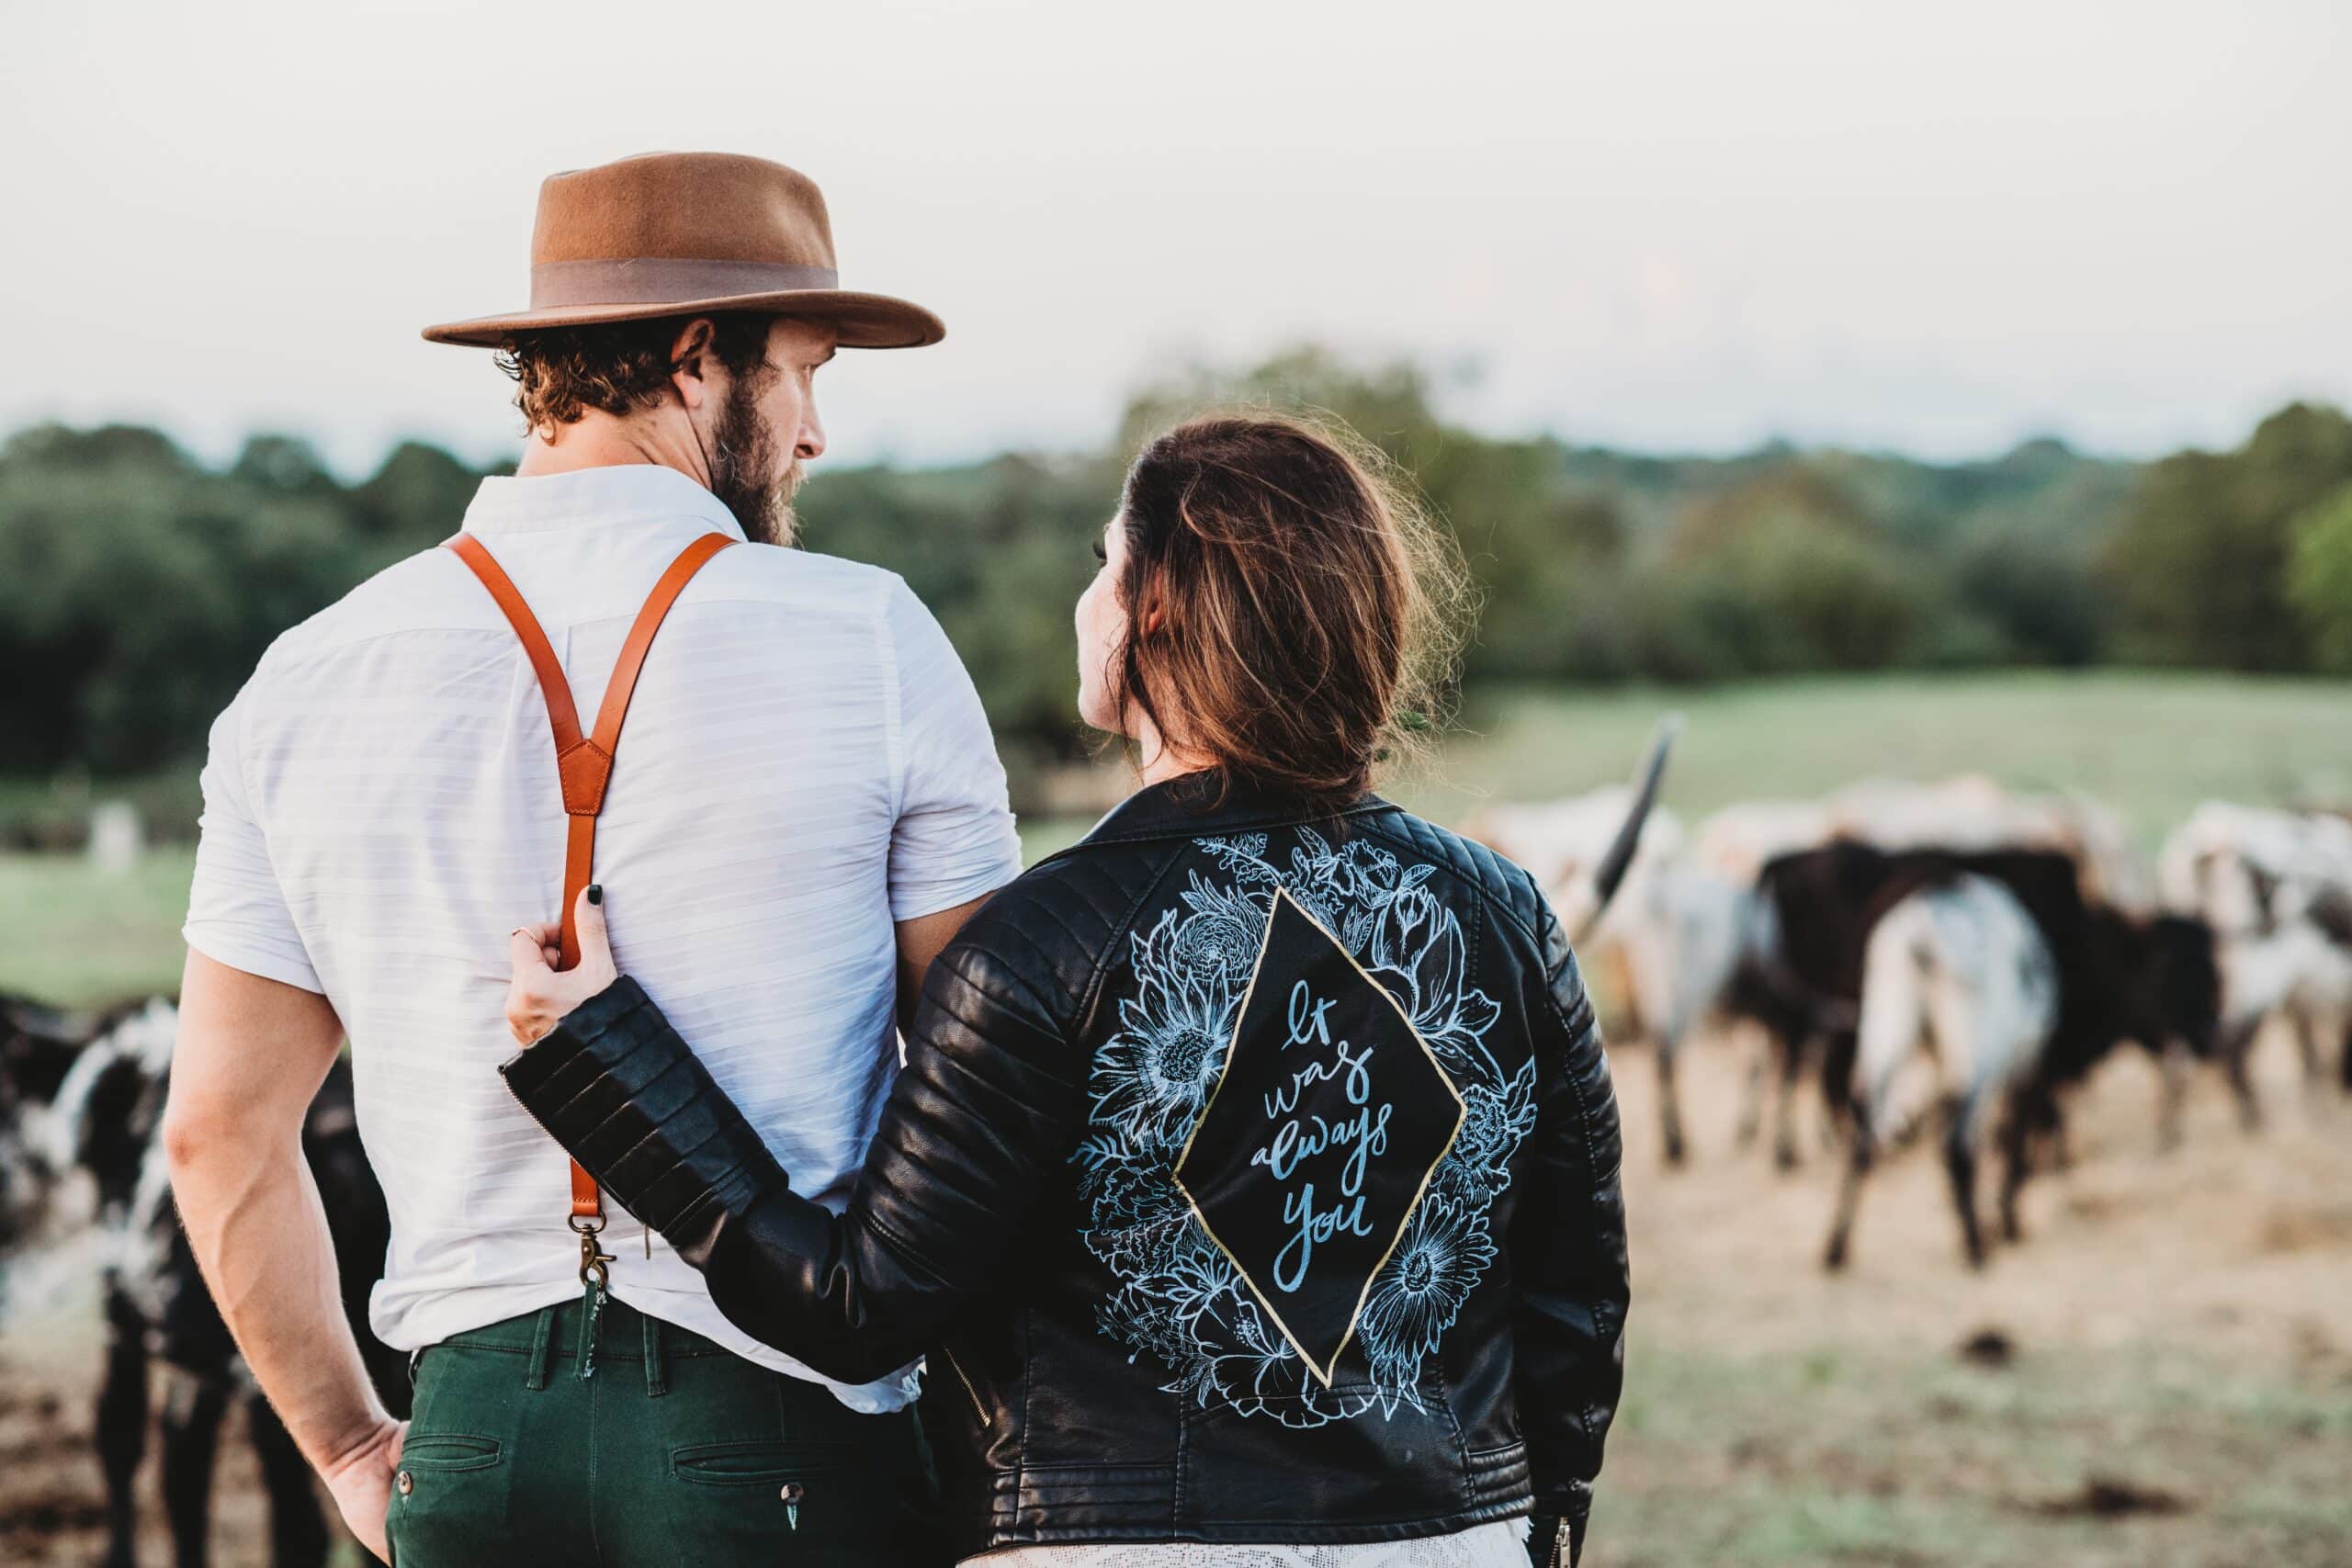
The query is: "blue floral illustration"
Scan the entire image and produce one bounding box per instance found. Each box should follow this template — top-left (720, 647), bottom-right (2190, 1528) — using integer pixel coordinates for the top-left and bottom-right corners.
top-left (1074, 828), bottom-right (1533, 1427)
top-left (1354, 1191), bottom-right (1496, 1392)
top-left (1091, 908), bottom-right (1235, 1147)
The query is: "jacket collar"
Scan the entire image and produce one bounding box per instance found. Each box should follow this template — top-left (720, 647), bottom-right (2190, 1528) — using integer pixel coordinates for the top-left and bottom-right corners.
top-left (1077, 771), bottom-right (1391, 850)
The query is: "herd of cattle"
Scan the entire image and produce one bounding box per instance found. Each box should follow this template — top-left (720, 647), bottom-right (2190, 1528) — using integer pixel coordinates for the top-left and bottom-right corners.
top-left (0, 778), bottom-right (2347, 1563)
top-left (1472, 778), bottom-right (2352, 1271)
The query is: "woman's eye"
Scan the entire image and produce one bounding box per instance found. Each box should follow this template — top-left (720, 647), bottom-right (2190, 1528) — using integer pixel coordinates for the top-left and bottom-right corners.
top-left (1091, 537), bottom-right (1108, 565)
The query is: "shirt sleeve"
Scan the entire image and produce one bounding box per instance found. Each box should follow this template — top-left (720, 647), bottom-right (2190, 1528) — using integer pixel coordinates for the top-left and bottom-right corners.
top-left (182, 689), bottom-right (324, 994)
top-left (882, 578), bottom-right (1023, 922)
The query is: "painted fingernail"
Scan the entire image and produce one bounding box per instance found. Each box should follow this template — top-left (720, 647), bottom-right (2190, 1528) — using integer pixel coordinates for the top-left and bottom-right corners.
top-left (586, 885), bottom-right (603, 907)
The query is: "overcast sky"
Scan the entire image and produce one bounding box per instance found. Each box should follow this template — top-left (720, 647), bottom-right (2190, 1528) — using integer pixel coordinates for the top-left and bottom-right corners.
top-left (4, 1), bottom-right (2346, 475)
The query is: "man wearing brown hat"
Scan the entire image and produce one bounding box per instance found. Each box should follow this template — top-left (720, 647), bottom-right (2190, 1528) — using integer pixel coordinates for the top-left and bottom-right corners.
top-left (164, 152), bottom-right (1019, 1564)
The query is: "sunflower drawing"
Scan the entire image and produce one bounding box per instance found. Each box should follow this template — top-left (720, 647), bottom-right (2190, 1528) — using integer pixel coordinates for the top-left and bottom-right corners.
top-left (1355, 1191), bottom-right (1497, 1393)
top-left (1090, 908), bottom-right (1243, 1148)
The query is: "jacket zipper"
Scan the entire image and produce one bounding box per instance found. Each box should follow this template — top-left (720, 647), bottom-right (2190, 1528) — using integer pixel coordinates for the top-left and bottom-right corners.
top-left (940, 1345), bottom-right (987, 1427)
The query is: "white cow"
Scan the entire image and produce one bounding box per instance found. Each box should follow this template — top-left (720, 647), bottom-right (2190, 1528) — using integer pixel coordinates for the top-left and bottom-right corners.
top-left (2160, 801), bottom-right (2352, 1112)
top-left (1464, 785), bottom-right (1686, 938)
top-left (1824, 874), bottom-right (2061, 1271)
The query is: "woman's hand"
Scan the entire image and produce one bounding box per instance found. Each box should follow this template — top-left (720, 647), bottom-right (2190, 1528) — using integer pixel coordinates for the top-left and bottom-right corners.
top-left (505, 885), bottom-right (617, 1045)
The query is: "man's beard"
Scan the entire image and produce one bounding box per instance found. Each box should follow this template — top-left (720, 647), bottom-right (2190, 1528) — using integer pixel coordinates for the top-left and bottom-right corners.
top-left (707, 380), bottom-right (804, 546)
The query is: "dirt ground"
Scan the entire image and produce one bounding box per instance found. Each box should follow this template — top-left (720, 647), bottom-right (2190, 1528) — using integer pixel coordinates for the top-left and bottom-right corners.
top-left (3, 1022), bottom-right (2346, 1568)
top-left (1592, 1016), bottom-right (2352, 1566)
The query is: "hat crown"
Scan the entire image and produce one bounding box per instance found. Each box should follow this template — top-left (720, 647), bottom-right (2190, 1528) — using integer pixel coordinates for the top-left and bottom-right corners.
top-left (422, 149), bottom-right (941, 350)
top-left (531, 152), bottom-right (838, 269)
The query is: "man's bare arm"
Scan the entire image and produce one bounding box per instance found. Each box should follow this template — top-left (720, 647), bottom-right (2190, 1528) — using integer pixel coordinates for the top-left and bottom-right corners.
top-left (895, 892), bottom-right (995, 1032)
top-left (164, 951), bottom-right (402, 1561)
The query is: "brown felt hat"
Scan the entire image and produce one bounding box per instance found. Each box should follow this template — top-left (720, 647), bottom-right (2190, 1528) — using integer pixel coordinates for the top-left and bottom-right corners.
top-left (422, 152), bottom-right (944, 349)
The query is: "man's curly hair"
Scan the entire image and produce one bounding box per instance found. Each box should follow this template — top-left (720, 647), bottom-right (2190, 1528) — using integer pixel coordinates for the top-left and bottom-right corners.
top-left (496, 313), bottom-right (775, 431)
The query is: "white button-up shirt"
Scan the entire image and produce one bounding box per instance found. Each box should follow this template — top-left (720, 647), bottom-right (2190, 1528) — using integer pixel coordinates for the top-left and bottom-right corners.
top-left (184, 465), bottom-right (1023, 1412)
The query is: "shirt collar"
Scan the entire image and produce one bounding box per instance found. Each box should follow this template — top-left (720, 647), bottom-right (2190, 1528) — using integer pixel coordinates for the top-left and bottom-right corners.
top-left (459, 464), bottom-right (748, 541)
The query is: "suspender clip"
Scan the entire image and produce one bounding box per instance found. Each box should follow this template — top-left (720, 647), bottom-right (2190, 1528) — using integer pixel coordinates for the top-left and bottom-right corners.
top-left (572, 1213), bottom-right (615, 1290)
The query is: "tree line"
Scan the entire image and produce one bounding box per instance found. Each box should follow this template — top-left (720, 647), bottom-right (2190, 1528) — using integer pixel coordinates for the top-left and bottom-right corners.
top-left (3, 349), bottom-right (2348, 823)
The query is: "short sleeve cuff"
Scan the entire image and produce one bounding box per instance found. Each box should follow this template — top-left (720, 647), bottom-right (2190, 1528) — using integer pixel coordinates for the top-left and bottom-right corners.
top-left (888, 841), bottom-right (1023, 923)
top-left (183, 925), bottom-right (326, 996)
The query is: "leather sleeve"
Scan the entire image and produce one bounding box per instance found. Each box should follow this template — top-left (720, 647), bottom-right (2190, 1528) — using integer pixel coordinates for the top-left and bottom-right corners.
top-left (501, 903), bottom-right (1087, 1385)
top-left (1508, 896), bottom-right (1631, 1562)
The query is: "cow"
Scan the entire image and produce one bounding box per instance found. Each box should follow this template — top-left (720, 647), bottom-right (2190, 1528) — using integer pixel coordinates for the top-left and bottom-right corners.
top-left (1, 997), bottom-right (407, 1568)
top-left (1463, 784), bottom-right (1688, 936)
top-left (0, 992), bottom-right (128, 1266)
top-left (1747, 844), bottom-right (2223, 1271)
top-left (1613, 782), bottom-right (2139, 1172)
top-left (1829, 874), bottom-right (2061, 1270)
top-left (1825, 777), bottom-right (2149, 909)
top-left (2160, 802), bottom-right (2352, 1116)
top-left (1551, 796), bottom-right (1837, 1171)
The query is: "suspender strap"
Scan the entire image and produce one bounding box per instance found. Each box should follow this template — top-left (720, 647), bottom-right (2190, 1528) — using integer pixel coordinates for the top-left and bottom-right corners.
top-left (444, 528), bottom-right (737, 1236)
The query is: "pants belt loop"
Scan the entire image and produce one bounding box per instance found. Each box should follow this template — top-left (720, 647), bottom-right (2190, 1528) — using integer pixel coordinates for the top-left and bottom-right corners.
top-left (525, 1307), bottom-right (556, 1392)
top-left (644, 1314), bottom-right (667, 1398)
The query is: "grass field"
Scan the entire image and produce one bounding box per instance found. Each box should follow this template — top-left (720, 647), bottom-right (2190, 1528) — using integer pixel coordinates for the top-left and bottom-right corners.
top-left (0, 845), bottom-right (199, 1009)
top-left (3, 668), bottom-right (2350, 1565)
top-left (1394, 669), bottom-right (2352, 845)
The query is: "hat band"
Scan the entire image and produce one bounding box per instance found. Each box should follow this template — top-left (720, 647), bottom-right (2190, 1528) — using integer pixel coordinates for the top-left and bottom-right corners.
top-left (529, 257), bottom-right (842, 309)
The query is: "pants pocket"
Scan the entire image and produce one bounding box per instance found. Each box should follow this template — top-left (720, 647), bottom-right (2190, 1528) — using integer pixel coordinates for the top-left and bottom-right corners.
top-left (388, 1433), bottom-right (514, 1566)
top-left (660, 1441), bottom-right (936, 1566)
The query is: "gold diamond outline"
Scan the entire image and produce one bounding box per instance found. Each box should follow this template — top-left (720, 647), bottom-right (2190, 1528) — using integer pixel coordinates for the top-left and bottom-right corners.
top-left (1170, 884), bottom-right (1468, 1389)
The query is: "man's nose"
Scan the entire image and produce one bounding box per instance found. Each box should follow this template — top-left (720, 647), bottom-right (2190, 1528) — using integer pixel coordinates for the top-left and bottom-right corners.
top-left (797, 410), bottom-right (826, 464)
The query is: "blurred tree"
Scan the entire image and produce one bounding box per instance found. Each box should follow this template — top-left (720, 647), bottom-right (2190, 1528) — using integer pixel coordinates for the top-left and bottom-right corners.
top-left (2105, 402), bottom-right (2352, 669)
top-left (231, 434), bottom-right (339, 498)
top-left (0, 446), bottom-right (347, 772)
top-left (1, 372), bottom-right (2338, 809)
top-left (352, 439), bottom-right (486, 545)
top-left (1951, 527), bottom-right (2106, 666)
top-left (1668, 462), bottom-right (1877, 562)
top-left (2288, 480), bottom-right (2352, 675)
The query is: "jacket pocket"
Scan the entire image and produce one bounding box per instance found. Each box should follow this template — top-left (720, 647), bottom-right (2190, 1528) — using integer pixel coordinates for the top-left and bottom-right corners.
top-left (671, 1439), bottom-right (848, 1486)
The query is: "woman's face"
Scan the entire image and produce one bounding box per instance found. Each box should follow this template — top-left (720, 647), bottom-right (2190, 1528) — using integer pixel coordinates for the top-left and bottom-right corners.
top-left (1075, 513), bottom-right (1130, 736)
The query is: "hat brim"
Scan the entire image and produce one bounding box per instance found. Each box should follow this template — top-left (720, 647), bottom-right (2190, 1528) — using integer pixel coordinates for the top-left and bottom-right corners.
top-left (421, 288), bottom-right (944, 349)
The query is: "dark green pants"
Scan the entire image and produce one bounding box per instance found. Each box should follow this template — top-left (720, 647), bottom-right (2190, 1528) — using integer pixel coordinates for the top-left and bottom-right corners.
top-left (388, 1294), bottom-right (942, 1566)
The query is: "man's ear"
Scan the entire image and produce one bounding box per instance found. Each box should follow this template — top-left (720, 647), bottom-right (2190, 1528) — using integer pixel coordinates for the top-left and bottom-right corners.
top-left (667, 318), bottom-right (718, 412)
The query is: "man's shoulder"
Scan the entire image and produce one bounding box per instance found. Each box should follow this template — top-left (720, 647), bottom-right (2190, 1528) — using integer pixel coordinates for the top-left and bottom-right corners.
top-left (249, 546), bottom-right (468, 680)
top-left (708, 541), bottom-right (902, 604)
top-left (701, 543), bottom-right (922, 625)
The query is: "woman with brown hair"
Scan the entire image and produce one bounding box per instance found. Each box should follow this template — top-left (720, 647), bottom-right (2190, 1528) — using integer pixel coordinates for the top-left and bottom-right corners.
top-left (499, 413), bottom-right (1630, 1566)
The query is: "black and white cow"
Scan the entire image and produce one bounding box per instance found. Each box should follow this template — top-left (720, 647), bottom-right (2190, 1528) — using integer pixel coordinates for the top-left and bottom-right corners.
top-left (1594, 781), bottom-right (2140, 1173)
top-left (1, 996), bottom-right (407, 1568)
top-left (1738, 844), bottom-right (2222, 1271)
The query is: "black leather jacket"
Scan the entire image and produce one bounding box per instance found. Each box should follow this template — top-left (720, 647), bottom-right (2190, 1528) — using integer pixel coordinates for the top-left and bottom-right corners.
top-left (505, 777), bottom-right (1628, 1564)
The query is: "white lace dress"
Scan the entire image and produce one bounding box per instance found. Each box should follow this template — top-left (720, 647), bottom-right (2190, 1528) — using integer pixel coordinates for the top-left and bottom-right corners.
top-left (965, 1519), bottom-right (1533, 1567)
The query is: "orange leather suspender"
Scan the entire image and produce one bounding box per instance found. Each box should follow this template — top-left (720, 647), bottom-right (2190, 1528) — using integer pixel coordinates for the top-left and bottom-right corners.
top-left (444, 529), bottom-right (737, 1267)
